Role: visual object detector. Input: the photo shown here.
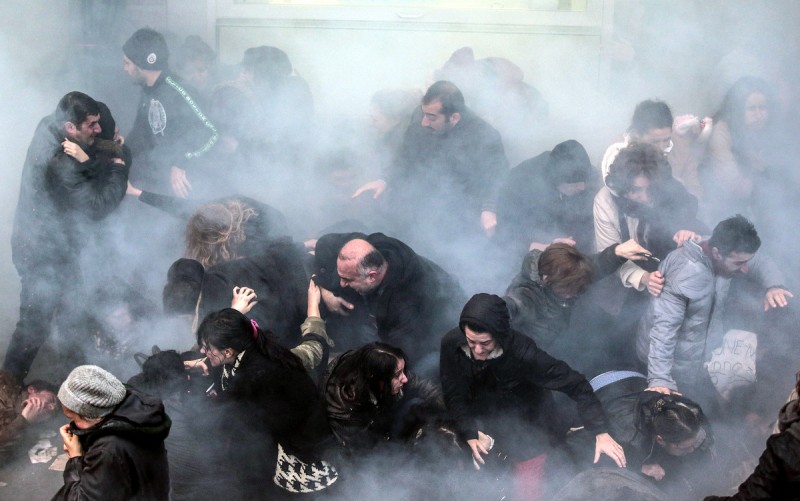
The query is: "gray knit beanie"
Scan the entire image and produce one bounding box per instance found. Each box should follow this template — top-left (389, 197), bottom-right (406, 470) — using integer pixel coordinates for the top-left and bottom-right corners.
top-left (58, 365), bottom-right (126, 419)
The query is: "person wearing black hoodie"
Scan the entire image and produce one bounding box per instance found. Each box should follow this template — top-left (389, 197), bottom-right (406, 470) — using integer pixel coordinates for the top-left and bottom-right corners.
top-left (495, 139), bottom-right (600, 257)
top-left (53, 365), bottom-right (171, 500)
top-left (440, 294), bottom-right (626, 498)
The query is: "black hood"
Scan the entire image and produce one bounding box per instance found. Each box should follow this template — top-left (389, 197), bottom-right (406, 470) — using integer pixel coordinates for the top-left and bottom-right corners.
top-left (74, 389), bottom-right (171, 448)
top-left (459, 293), bottom-right (510, 342)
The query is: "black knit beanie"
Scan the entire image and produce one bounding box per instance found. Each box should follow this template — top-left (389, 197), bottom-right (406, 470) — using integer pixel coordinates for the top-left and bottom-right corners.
top-left (123, 28), bottom-right (169, 71)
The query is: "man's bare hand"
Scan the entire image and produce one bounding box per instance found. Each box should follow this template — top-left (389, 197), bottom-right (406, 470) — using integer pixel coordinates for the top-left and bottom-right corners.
top-left (615, 239), bottom-right (651, 260)
top-left (184, 358), bottom-right (209, 376)
top-left (171, 166), bottom-right (192, 199)
top-left (467, 432), bottom-right (492, 470)
top-left (672, 230), bottom-right (700, 247)
top-left (643, 271), bottom-right (665, 297)
top-left (59, 424), bottom-right (83, 458)
top-left (320, 287), bottom-right (354, 316)
top-left (21, 397), bottom-right (53, 423)
top-left (764, 287), bottom-right (794, 311)
top-left (126, 182), bottom-right (142, 197)
top-left (231, 286), bottom-right (258, 314)
top-left (352, 179), bottom-right (387, 199)
top-left (595, 432), bottom-right (626, 468)
top-left (645, 386), bottom-right (680, 395)
top-left (62, 139), bottom-right (89, 163)
top-left (481, 211), bottom-right (497, 238)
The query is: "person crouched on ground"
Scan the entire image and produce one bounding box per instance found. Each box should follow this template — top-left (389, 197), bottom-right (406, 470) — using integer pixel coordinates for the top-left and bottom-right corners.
top-left (53, 365), bottom-right (171, 500)
top-left (568, 371), bottom-right (715, 498)
top-left (324, 342), bottom-right (443, 458)
top-left (440, 293), bottom-right (626, 500)
top-left (0, 371), bottom-right (59, 464)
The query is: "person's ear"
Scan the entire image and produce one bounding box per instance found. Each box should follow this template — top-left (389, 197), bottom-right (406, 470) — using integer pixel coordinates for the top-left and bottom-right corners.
top-left (26, 386), bottom-right (36, 395)
top-left (541, 274), bottom-right (549, 284)
top-left (64, 121), bottom-right (77, 137)
top-left (367, 270), bottom-right (378, 281)
top-left (448, 112), bottom-right (461, 127)
top-left (711, 247), bottom-right (721, 260)
top-left (655, 435), bottom-right (666, 447)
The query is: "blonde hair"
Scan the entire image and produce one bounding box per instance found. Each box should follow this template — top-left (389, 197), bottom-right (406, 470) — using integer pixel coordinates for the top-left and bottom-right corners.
top-left (185, 200), bottom-right (256, 268)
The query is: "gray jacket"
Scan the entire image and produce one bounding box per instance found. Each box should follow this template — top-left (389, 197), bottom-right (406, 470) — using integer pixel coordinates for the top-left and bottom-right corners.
top-left (637, 239), bottom-right (782, 391)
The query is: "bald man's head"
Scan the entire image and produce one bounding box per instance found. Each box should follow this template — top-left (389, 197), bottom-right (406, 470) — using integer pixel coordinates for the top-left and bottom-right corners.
top-left (337, 239), bottom-right (387, 295)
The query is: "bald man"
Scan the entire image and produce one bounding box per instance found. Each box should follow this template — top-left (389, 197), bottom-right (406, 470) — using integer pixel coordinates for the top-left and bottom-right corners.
top-left (313, 232), bottom-right (464, 370)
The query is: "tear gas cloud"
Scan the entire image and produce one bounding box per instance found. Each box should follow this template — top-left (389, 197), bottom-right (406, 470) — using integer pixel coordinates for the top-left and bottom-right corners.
top-left (1, 1), bottom-right (799, 499)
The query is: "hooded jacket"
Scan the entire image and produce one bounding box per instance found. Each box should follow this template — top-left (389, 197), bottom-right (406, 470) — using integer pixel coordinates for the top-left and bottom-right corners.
top-left (314, 232), bottom-right (464, 364)
top-left (440, 294), bottom-right (608, 458)
top-left (52, 389), bottom-right (171, 501)
top-left (704, 399), bottom-right (800, 500)
top-left (496, 141), bottom-right (599, 255)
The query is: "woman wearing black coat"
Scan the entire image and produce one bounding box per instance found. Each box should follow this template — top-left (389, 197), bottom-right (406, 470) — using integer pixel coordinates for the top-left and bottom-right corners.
top-left (198, 308), bottom-right (337, 497)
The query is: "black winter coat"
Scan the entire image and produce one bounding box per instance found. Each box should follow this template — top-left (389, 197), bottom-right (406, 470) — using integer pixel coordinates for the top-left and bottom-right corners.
top-left (314, 232), bottom-right (464, 364)
top-left (52, 390), bottom-right (171, 501)
top-left (13, 115), bottom-right (72, 271)
top-left (496, 150), bottom-right (599, 255)
top-left (199, 240), bottom-right (309, 347)
top-left (440, 296), bottom-right (609, 459)
top-left (126, 72), bottom-right (218, 190)
top-left (705, 400), bottom-right (800, 501)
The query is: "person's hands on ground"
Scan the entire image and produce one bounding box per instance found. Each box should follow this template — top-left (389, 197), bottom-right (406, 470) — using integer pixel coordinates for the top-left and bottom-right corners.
top-left (594, 432), bottom-right (626, 468)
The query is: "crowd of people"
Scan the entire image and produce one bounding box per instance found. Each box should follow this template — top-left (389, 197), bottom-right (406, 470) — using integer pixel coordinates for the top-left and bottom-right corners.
top-left (2, 25), bottom-right (800, 500)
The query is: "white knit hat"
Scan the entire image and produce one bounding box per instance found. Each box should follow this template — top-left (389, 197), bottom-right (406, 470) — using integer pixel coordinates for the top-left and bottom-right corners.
top-left (58, 365), bottom-right (126, 419)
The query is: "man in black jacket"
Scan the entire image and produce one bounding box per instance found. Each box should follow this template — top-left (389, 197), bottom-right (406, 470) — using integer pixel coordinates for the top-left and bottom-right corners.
top-left (4, 92), bottom-right (128, 382)
top-left (54, 365), bottom-right (171, 500)
top-left (313, 232), bottom-right (464, 371)
top-left (123, 27), bottom-right (218, 198)
top-left (440, 293), bottom-right (626, 493)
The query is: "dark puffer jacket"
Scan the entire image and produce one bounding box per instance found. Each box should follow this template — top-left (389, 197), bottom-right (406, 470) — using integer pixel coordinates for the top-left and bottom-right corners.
top-left (440, 294), bottom-right (609, 459)
top-left (52, 389), bottom-right (171, 501)
top-left (503, 243), bottom-right (627, 351)
top-left (705, 399), bottom-right (800, 501)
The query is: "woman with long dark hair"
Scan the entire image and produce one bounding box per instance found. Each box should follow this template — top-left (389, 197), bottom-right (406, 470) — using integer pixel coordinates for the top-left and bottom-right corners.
top-left (324, 342), bottom-right (443, 455)
top-left (703, 76), bottom-right (780, 222)
top-left (198, 308), bottom-right (337, 496)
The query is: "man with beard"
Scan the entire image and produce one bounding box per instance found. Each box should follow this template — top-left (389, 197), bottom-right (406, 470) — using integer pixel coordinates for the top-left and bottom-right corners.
top-left (122, 27), bottom-right (218, 198)
top-left (637, 215), bottom-right (792, 401)
top-left (351, 81), bottom-right (507, 257)
top-left (4, 92), bottom-right (128, 382)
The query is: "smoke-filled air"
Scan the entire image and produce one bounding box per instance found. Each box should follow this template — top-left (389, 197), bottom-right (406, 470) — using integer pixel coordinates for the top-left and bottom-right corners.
top-left (1, 1), bottom-right (799, 500)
